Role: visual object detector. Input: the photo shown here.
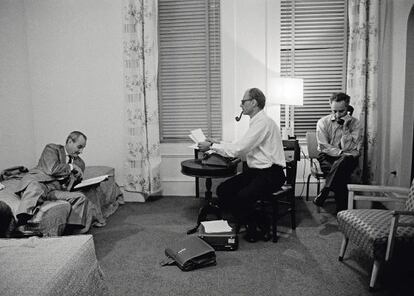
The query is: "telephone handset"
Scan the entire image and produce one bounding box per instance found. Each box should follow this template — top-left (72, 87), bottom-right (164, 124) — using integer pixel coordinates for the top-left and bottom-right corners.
top-left (0, 166), bottom-right (29, 181)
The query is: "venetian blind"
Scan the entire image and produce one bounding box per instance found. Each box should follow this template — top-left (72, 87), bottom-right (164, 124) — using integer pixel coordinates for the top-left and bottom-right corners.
top-left (158, 0), bottom-right (221, 142)
top-left (280, 0), bottom-right (347, 138)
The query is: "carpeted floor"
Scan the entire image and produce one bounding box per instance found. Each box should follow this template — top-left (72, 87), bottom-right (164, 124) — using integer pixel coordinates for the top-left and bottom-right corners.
top-left (91, 196), bottom-right (414, 296)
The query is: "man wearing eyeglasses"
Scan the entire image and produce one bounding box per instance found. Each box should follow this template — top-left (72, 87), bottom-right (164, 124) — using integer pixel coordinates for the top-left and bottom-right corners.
top-left (13, 131), bottom-right (88, 237)
top-left (313, 92), bottom-right (362, 212)
top-left (198, 88), bottom-right (286, 243)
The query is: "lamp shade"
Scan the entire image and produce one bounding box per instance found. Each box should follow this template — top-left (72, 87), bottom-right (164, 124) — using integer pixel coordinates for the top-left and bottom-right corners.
top-left (268, 77), bottom-right (304, 106)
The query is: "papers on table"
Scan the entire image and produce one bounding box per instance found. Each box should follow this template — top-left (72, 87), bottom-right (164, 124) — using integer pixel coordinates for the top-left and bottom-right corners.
top-left (200, 220), bottom-right (233, 233)
top-left (188, 128), bottom-right (206, 149)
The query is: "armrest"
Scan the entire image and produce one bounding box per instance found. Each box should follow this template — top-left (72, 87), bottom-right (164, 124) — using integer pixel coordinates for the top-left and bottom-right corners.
top-left (347, 184), bottom-right (409, 195)
top-left (347, 184), bottom-right (409, 209)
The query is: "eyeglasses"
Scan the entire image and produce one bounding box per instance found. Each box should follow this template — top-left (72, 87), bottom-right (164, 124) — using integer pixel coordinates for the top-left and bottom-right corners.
top-left (241, 98), bottom-right (253, 104)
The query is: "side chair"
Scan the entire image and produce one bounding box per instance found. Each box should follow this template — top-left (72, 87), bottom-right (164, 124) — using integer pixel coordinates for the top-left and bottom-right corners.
top-left (337, 180), bottom-right (414, 291)
top-left (305, 131), bottom-right (325, 201)
top-left (256, 139), bottom-right (300, 242)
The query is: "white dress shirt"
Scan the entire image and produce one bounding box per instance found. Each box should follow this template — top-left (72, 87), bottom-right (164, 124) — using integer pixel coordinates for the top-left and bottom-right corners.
top-left (316, 114), bottom-right (362, 157)
top-left (211, 110), bottom-right (286, 169)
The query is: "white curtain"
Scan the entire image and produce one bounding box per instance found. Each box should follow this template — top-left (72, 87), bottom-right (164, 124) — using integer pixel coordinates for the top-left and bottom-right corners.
top-left (122, 0), bottom-right (162, 196)
top-left (346, 0), bottom-right (381, 184)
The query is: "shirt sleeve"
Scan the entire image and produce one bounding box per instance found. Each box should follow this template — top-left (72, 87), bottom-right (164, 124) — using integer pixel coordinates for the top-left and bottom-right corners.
top-left (212, 120), bottom-right (268, 158)
top-left (340, 118), bottom-right (362, 157)
top-left (316, 118), bottom-right (342, 157)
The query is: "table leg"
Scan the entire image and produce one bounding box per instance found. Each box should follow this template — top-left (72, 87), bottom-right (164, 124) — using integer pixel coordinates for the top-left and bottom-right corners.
top-left (187, 177), bottom-right (222, 235)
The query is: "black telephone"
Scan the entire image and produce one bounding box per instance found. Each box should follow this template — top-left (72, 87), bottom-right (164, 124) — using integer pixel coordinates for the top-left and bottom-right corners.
top-left (201, 153), bottom-right (240, 167)
top-left (0, 166), bottom-right (29, 181)
top-left (337, 105), bottom-right (354, 125)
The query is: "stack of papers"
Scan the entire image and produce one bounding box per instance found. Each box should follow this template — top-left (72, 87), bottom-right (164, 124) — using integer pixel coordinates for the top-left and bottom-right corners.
top-left (188, 128), bottom-right (206, 149)
top-left (200, 220), bottom-right (233, 233)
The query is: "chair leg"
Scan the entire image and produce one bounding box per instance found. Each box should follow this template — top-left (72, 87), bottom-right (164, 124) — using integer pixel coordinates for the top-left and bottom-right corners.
top-left (338, 237), bottom-right (348, 261)
top-left (272, 200), bottom-right (278, 243)
top-left (316, 179), bottom-right (321, 195)
top-left (306, 174), bottom-right (312, 201)
top-left (290, 192), bottom-right (296, 229)
top-left (369, 260), bottom-right (381, 291)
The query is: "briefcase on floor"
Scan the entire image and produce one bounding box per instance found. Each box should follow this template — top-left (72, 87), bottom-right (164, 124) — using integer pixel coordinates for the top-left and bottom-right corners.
top-left (198, 224), bottom-right (238, 251)
top-left (160, 236), bottom-right (216, 271)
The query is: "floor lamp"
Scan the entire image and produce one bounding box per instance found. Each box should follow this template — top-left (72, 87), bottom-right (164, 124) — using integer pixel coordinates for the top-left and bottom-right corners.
top-left (268, 77), bottom-right (304, 139)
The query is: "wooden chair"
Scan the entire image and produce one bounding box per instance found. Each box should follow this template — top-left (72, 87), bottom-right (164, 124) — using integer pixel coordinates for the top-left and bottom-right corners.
top-left (305, 131), bottom-right (325, 201)
top-left (256, 139), bottom-right (300, 242)
top-left (337, 180), bottom-right (414, 290)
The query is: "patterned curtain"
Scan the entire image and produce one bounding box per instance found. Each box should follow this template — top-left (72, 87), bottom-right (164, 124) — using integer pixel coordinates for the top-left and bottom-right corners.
top-left (346, 0), bottom-right (380, 184)
top-left (122, 0), bottom-right (162, 196)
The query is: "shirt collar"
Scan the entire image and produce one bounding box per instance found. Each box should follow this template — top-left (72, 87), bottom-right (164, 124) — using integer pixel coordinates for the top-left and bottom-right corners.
top-left (250, 109), bottom-right (265, 124)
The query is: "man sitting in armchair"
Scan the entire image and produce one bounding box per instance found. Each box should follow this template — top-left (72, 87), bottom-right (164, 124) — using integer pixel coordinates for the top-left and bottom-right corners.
top-left (14, 131), bottom-right (89, 237)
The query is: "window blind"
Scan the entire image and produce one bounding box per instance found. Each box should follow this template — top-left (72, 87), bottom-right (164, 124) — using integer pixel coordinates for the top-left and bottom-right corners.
top-left (158, 0), bottom-right (221, 142)
top-left (280, 0), bottom-right (347, 138)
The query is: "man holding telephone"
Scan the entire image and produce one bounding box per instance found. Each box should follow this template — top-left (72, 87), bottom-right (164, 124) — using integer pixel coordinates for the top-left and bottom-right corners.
top-left (313, 92), bottom-right (362, 211)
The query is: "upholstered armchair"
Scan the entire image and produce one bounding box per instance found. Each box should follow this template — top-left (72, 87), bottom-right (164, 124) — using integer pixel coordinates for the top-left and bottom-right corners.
top-left (337, 180), bottom-right (414, 290)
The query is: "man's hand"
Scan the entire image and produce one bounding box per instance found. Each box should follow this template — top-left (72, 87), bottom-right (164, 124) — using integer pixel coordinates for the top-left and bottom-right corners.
top-left (198, 141), bottom-right (212, 152)
top-left (72, 164), bottom-right (83, 180)
top-left (205, 137), bottom-right (220, 144)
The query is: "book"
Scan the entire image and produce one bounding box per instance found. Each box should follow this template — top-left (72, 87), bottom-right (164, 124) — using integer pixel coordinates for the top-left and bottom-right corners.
top-left (73, 174), bottom-right (109, 190)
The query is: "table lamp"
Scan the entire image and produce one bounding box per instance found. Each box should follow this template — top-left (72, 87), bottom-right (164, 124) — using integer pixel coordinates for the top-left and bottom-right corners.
top-left (268, 77), bottom-right (304, 139)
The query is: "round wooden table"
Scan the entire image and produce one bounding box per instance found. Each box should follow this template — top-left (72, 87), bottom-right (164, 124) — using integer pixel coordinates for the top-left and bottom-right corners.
top-left (181, 159), bottom-right (239, 234)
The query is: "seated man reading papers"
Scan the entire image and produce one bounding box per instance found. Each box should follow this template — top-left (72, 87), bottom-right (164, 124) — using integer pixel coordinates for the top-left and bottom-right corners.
top-left (198, 88), bottom-right (286, 243)
top-left (13, 131), bottom-right (89, 237)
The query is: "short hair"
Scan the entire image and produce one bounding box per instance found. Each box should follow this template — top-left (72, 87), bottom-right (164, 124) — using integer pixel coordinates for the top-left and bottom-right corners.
top-left (66, 131), bottom-right (87, 144)
top-left (329, 92), bottom-right (350, 105)
top-left (247, 88), bottom-right (266, 109)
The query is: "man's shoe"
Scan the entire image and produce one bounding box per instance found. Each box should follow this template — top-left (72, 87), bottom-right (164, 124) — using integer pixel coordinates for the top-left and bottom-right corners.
top-left (12, 225), bottom-right (43, 238)
top-left (313, 190), bottom-right (328, 207)
top-left (243, 232), bottom-right (258, 243)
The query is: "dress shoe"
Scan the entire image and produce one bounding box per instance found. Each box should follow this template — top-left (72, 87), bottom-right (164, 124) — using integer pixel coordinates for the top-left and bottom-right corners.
top-left (243, 232), bottom-right (258, 243)
top-left (12, 225), bottom-right (43, 238)
top-left (313, 190), bottom-right (328, 207)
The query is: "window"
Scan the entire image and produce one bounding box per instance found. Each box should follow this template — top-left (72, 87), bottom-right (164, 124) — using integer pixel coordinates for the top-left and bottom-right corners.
top-left (280, 0), bottom-right (348, 138)
top-left (158, 0), bottom-right (221, 142)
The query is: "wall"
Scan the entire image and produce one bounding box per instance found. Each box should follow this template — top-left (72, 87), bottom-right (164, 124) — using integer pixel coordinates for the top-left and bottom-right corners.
top-left (380, 0), bottom-right (414, 187)
top-left (0, 0), bottom-right (35, 169)
top-left (160, 0), bottom-right (285, 196)
top-left (0, 0), bottom-right (125, 184)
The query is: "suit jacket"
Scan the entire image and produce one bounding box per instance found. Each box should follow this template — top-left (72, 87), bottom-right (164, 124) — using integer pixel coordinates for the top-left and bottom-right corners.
top-left (16, 144), bottom-right (85, 193)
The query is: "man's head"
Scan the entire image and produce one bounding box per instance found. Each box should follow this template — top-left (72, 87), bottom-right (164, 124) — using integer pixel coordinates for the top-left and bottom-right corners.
top-left (65, 131), bottom-right (87, 157)
top-left (240, 88), bottom-right (266, 117)
top-left (329, 92), bottom-right (350, 121)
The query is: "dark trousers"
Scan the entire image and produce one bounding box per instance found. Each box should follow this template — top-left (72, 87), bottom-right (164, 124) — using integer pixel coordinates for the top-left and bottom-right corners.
top-left (317, 153), bottom-right (359, 211)
top-left (216, 164), bottom-right (286, 229)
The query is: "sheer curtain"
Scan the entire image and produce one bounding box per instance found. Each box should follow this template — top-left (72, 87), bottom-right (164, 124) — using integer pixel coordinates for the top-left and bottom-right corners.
top-left (122, 0), bottom-right (161, 196)
top-left (346, 0), bottom-right (381, 184)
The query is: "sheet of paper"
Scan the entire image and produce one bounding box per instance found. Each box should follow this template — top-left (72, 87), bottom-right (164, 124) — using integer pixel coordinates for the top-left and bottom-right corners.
top-left (190, 128), bottom-right (206, 143)
top-left (74, 175), bottom-right (109, 189)
top-left (201, 220), bottom-right (232, 233)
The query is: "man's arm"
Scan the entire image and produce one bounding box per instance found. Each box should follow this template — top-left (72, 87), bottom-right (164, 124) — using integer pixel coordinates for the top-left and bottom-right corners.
top-left (316, 118), bottom-right (342, 157)
top-left (37, 145), bottom-right (71, 178)
top-left (340, 117), bottom-right (362, 157)
top-left (211, 120), bottom-right (268, 158)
